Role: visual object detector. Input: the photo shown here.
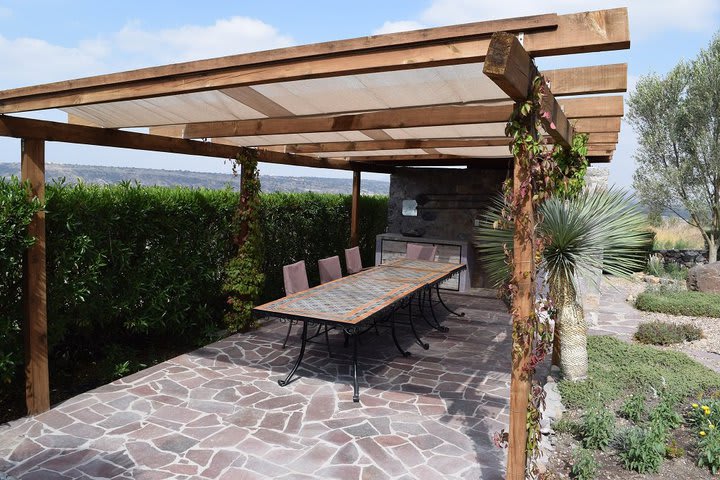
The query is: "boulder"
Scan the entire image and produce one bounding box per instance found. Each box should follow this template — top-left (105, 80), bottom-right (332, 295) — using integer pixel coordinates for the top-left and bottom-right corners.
top-left (687, 262), bottom-right (720, 293)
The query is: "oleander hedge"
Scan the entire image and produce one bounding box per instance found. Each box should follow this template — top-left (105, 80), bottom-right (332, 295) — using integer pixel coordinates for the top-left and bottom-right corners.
top-left (0, 179), bottom-right (388, 388)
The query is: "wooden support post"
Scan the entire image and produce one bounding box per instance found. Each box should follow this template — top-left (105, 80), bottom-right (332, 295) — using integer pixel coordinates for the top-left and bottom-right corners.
top-left (350, 171), bottom-right (361, 247)
top-left (507, 142), bottom-right (536, 480)
top-left (21, 138), bottom-right (50, 415)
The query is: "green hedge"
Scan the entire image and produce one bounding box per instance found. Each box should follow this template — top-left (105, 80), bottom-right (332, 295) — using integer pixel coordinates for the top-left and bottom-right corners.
top-left (0, 182), bottom-right (388, 387)
top-left (635, 290), bottom-right (720, 318)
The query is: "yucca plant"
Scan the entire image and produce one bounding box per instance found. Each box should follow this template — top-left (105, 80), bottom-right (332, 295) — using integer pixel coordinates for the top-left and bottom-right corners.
top-left (475, 188), bottom-right (651, 380)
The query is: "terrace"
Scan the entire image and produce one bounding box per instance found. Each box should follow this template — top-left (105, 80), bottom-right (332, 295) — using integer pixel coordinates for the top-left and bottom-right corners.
top-left (0, 7), bottom-right (629, 478)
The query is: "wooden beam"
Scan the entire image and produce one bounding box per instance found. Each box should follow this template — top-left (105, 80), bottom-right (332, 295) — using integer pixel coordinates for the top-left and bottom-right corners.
top-left (484, 31), bottom-right (573, 147)
top-left (544, 64), bottom-right (627, 96)
top-left (0, 115), bottom-right (390, 173)
top-left (573, 117), bottom-right (621, 133)
top-left (183, 104), bottom-right (513, 139)
top-left (21, 138), bottom-right (50, 415)
top-left (350, 171), bottom-right (361, 247)
top-left (284, 138), bottom-right (511, 153)
top-left (558, 96), bottom-right (623, 118)
top-left (0, 9), bottom-right (628, 113)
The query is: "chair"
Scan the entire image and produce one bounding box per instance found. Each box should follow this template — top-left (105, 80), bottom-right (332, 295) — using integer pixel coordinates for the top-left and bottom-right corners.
top-left (283, 260), bottom-right (309, 295)
top-left (318, 255), bottom-right (343, 284)
top-left (406, 243), bottom-right (437, 261)
top-left (281, 261), bottom-right (309, 349)
top-left (344, 246), bottom-right (363, 275)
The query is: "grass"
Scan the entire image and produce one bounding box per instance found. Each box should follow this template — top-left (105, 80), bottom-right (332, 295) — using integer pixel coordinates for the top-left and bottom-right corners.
top-left (558, 336), bottom-right (720, 409)
top-left (635, 291), bottom-right (720, 318)
top-left (651, 217), bottom-right (705, 250)
top-left (645, 256), bottom-right (689, 280)
top-left (634, 321), bottom-right (704, 345)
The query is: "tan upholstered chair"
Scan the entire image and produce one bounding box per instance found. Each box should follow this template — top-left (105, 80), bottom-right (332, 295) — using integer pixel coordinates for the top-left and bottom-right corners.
top-left (406, 243), bottom-right (437, 261)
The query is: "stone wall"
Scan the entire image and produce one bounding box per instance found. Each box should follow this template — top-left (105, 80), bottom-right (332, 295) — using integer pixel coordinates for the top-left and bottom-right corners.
top-left (387, 167), bottom-right (508, 287)
top-left (652, 249), bottom-right (709, 268)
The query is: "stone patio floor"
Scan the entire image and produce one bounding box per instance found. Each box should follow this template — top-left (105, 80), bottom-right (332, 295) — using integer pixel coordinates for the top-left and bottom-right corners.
top-left (0, 290), bottom-right (514, 479)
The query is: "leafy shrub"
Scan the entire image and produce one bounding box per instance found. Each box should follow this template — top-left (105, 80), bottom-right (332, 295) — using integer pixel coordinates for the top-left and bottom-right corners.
top-left (558, 336), bottom-right (720, 409)
top-left (580, 407), bottom-right (615, 450)
top-left (689, 401), bottom-right (720, 429)
top-left (665, 438), bottom-right (685, 458)
top-left (0, 177), bottom-right (43, 383)
top-left (619, 393), bottom-right (646, 423)
top-left (618, 426), bottom-right (666, 473)
top-left (649, 398), bottom-right (683, 430)
top-left (570, 448), bottom-right (598, 480)
top-left (635, 291), bottom-right (720, 318)
top-left (698, 423), bottom-right (720, 474)
top-left (634, 321), bottom-right (704, 345)
top-left (645, 255), bottom-right (664, 277)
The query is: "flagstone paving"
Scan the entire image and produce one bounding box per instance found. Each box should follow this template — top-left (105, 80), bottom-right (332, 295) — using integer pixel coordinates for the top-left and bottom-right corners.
top-left (0, 290), bottom-right (514, 479)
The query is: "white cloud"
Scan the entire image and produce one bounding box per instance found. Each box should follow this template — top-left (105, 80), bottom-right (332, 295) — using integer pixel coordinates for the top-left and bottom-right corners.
top-left (113, 16), bottom-right (294, 65)
top-left (417, 0), bottom-right (719, 40)
top-left (0, 16), bottom-right (294, 89)
top-left (373, 20), bottom-right (426, 35)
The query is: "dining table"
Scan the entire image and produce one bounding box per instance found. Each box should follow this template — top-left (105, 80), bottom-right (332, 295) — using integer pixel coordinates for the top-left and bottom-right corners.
top-left (252, 258), bottom-right (466, 401)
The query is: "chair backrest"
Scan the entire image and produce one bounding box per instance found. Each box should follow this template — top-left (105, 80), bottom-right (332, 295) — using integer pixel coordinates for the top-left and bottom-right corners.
top-left (344, 246), bottom-right (363, 275)
top-left (406, 243), bottom-right (437, 261)
top-left (318, 255), bottom-right (343, 284)
top-left (283, 260), bottom-right (309, 295)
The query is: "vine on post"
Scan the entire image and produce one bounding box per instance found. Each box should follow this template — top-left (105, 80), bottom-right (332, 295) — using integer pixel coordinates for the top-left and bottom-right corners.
top-left (222, 149), bottom-right (265, 332)
top-left (494, 74), bottom-right (588, 477)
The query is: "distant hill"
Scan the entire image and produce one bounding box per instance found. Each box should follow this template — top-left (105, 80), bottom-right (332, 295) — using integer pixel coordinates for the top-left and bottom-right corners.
top-left (0, 163), bottom-right (390, 196)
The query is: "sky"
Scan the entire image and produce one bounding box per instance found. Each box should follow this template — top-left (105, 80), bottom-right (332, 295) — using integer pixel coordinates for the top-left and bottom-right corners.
top-left (0, 1), bottom-right (719, 186)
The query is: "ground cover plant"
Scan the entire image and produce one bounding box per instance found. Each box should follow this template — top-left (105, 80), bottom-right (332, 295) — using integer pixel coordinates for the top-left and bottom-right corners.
top-left (635, 291), bottom-right (720, 318)
top-left (552, 335), bottom-right (720, 478)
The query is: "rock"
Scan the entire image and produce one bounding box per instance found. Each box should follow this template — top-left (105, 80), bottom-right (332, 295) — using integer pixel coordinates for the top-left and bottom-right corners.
top-left (645, 275), bottom-right (661, 284)
top-left (687, 261), bottom-right (720, 293)
top-left (626, 294), bottom-right (636, 303)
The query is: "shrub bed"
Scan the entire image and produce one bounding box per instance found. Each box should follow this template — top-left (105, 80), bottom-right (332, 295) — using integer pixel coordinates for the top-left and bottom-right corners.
top-left (635, 291), bottom-right (720, 318)
top-left (634, 321), bottom-right (704, 345)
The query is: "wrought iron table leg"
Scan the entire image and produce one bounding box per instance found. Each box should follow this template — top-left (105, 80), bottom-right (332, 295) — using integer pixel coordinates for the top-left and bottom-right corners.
top-left (391, 316), bottom-right (411, 357)
top-left (324, 325), bottom-right (331, 358)
top-left (435, 283), bottom-right (465, 317)
top-left (281, 319), bottom-right (295, 349)
top-left (352, 330), bottom-right (360, 402)
top-left (409, 299), bottom-right (429, 350)
top-left (278, 321), bottom-right (307, 387)
top-left (427, 286), bottom-right (450, 332)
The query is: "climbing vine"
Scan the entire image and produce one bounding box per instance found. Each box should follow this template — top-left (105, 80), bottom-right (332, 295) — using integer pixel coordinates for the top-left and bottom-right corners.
top-left (493, 74), bottom-right (589, 477)
top-left (222, 149), bottom-right (265, 332)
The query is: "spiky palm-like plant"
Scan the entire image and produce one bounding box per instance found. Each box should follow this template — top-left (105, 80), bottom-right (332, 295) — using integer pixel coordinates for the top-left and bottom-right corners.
top-left (475, 188), bottom-right (651, 380)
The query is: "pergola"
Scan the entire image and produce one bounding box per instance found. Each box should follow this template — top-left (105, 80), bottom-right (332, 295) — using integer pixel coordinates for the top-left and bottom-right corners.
top-left (1, 8), bottom-right (628, 479)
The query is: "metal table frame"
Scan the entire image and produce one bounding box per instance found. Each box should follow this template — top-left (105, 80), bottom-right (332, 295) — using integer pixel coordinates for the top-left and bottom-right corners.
top-left (253, 260), bottom-right (466, 401)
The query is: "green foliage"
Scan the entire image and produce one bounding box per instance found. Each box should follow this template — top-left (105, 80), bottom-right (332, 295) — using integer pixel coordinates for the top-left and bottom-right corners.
top-left (618, 426), bottom-right (666, 474)
top-left (0, 177), bottom-right (43, 383)
top-left (634, 321), bottom-right (704, 345)
top-left (558, 336), bottom-right (720, 409)
top-left (649, 398), bottom-right (684, 430)
top-left (628, 33), bottom-right (720, 262)
top-left (475, 188), bottom-right (652, 289)
top-left (645, 256), bottom-right (689, 280)
top-left (619, 393), bottom-right (646, 423)
top-left (259, 191), bottom-right (387, 300)
top-left (698, 423), bottom-right (720, 474)
top-left (635, 291), bottom-right (720, 318)
top-left (580, 407), bottom-right (615, 450)
top-left (570, 448), bottom-right (598, 480)
top-left (223, 153), bottom-right (265, 331)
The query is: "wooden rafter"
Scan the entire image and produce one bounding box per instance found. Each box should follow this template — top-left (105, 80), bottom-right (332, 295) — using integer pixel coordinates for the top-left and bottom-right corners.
top-left (178, 98), bottom-right (621, 139)
top-left (0, 115), bottom-right (393, 173)
top-left (544, 63), bottom-right (627, 96)
top-left (0, 9), bottom-right (628, 114)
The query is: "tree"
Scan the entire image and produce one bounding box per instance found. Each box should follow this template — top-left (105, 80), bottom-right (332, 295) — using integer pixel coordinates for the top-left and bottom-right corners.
top-left (476, 188), bottom-right (650, 380)
top-left (628, 34), bottom-right (720, 262)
